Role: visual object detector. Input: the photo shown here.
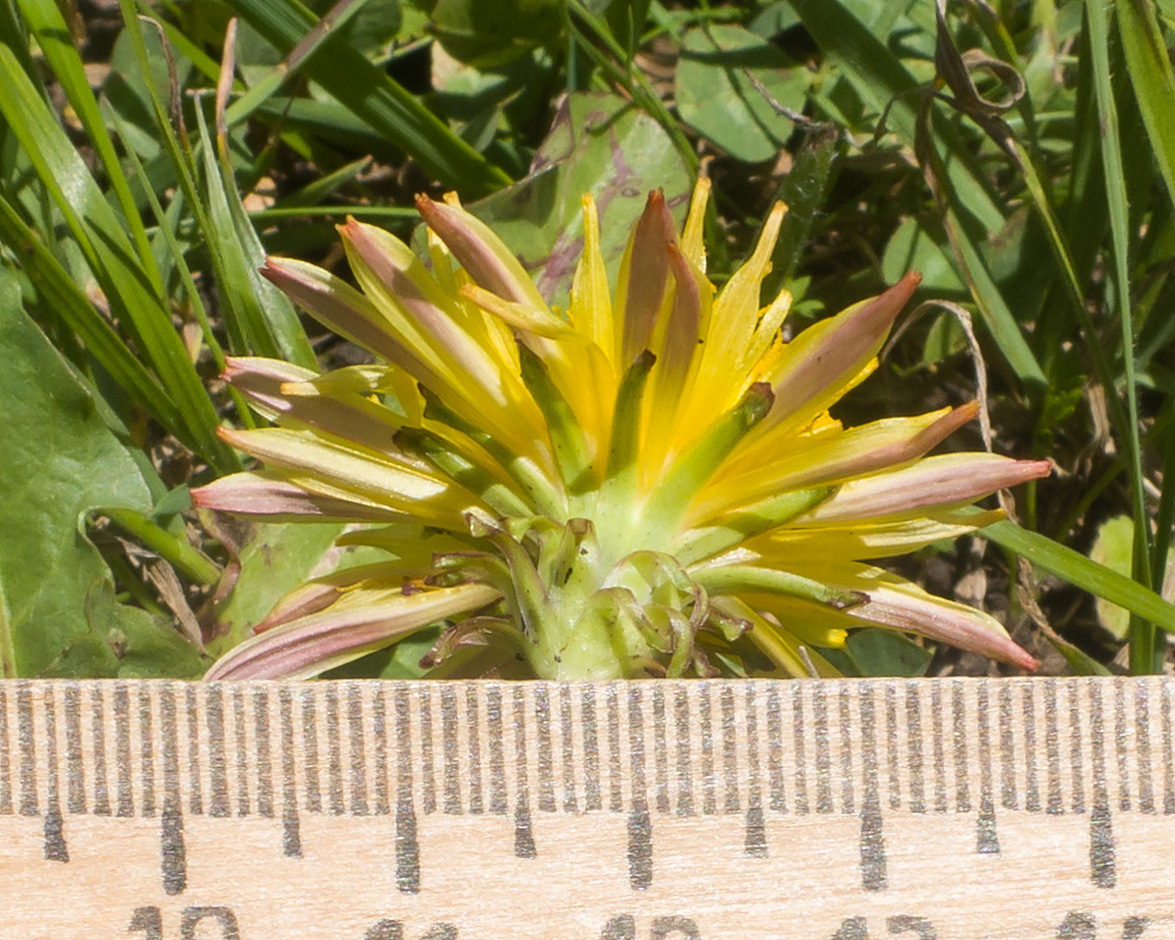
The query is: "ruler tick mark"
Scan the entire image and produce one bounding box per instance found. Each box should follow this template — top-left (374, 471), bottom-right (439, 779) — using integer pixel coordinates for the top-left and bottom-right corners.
top-left (233, 687), bottom-right (249, 818)
top-left (1135, 683), bottom-right (1153, 814)
top-left (1163, 682), bottom-right (1174, 814)
top-left (0, 686), bottom-right (10, 815)
top-left (487, 685), bottom-right (508, 815)
top-left (206, 686), bottom-right (229, 818)
top-left (396, 794), bottom-right (421, 893)
top-left (1045, 679), bottom-right (1063, 815)
top-left (840, 685), bottom-right (854, 815)
top-left (813, 685), bottom-right (831, 814)
top-left (279, 688), bottom-right (301, 858)
top-left (885, 684), bottom-right (900, 811)
top-left (791, 684), bottom-right (808, 815)
top-left (418, 685), bottom-right (436, 815)
top-left (998, 683), bottom-right (1016, 811)
top-left (627, 804), bottom-right (652, 890)
top-left (114, 684), bottom-right (133, 817)
top-left (767, 685), bottom-right (785, 813)
top-left (721, 685), bottom-right (740, 814)
top-left (606, 685), bottom-right (623, 813)
top-left (535, 684), bottom-right (555, 813)
top-left (254, 687), bottom-right (273, 818)
top-left (674, 685), bottom-right (693, 816)
top-left (652, 686), bottom-right (669, 816)
top-left (326, 685), bottom-right (344, 815)
top-left (930, 683), bottom-right (947, 815)
top-left (92, 686), bottom-right (112, 817)
top-left (513, 685), bottom-right (536, 858)
top-left (17, 684), bottom-right (36, 817)
top-left (1070, 680), bottom-right (1086, 813)
top-left (347, 684), bottom-right (368, 816)
top-left (42, 691), bottom-right (67, 863)
top-left (1090, 802), bottom-right (1115, 888)
top-left (906, 682), bottom-right (924, 814)
top-left (1023, 683), bottom-right (1040, 814)
top-left (744, 803), bottom-right (767, 857)
top-left (1115, 682), bottom-right (1131, 812)
top-left (465, 684), bottom-right (482, 815)
top-left (185, 686), bottom-right (202, 816)
top-left (859, 797), bottom-right (887, 891)
top-left (161, 806), bottom-right (186, 896)
top-left (561, 685), bottom-right (578, 813)
top-left (394, 684), bottom-right (420, 891)
top-left (745, 684), bottom-right (765, 849)
top-left (441, 685), bottom-right (460, 815)
top-left (859, 682), bottom-right (887, 891)
top-left (952, 682), bottom-right (970, 813)
top-left (299, 689), bottom-right (321, 814)
top-left (138, 686), bottom-right (155, 818)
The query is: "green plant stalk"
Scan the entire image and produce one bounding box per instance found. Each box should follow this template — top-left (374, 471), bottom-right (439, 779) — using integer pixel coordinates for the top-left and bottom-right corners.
top-left (1086, 0), bottom-right (1156, 673)
top-left (103, 550), bottom-right (171, 619)
top-left (101, 508), bottom-right (221, 586)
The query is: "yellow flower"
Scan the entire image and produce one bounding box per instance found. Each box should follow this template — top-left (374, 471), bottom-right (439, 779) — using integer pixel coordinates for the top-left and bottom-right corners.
top-left (194, 182), bottom-right (1047, 680)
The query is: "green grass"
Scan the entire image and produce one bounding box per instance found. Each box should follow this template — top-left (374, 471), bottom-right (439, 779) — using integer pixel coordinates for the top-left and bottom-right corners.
top-left (0, 0), bottom-right (1171, 679)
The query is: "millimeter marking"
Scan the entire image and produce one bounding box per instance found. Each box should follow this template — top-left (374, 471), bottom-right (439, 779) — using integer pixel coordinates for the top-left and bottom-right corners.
top-left (0, 677), bottom-right (1170, 900)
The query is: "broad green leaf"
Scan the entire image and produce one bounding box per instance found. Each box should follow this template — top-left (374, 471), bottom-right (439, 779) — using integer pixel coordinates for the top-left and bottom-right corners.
top-left (104, 23), bottom-right (195, 163)
top-left (675, 24), bottom-right (808, 163)
top-left (206, 522), bottom-right (347, 657)
top-left (0, 296), bottom-right (193, 676)
top-left (40, 594), bottom-right (207, 679)
top-left (1090, 515), bottom-right (1138, 639)
top-left (460, 92), bottom-right (693, 311)
top-left (1090, 515), bottom-right (1175, 640)
top-left (429, 0), bottom-right (562, 67)
top-left (846, 628), bottom-right (932, 677)
top-left (881, 217), bottom-right (963, 293)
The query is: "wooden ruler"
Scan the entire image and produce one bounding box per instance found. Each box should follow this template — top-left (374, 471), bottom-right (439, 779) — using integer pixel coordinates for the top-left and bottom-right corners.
top-left (1, 678), bottom-right (1173, 939)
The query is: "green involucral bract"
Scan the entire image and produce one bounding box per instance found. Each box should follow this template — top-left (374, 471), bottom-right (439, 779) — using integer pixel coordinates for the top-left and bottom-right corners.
top-left (194, 182), bottom-right (1049, 681)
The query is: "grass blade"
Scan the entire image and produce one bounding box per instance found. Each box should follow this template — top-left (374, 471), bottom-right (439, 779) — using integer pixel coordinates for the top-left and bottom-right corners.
top-left (0, 45), bottom-right (235, 471)
top-left (0, 193), bottom-right (187, 441)
top-left (193, 101), bottom-right (317, 368)
top-left (1117, 0), bottom-right (1175, 212)
top-left (221, 0), bottom-right (512, 196)
top-left (981, 519), bottom-right (1175, 633)
top-left (15, 0), bottom-right (161, 289)
top-left (1086, 0), bottom-right (1155, 671)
